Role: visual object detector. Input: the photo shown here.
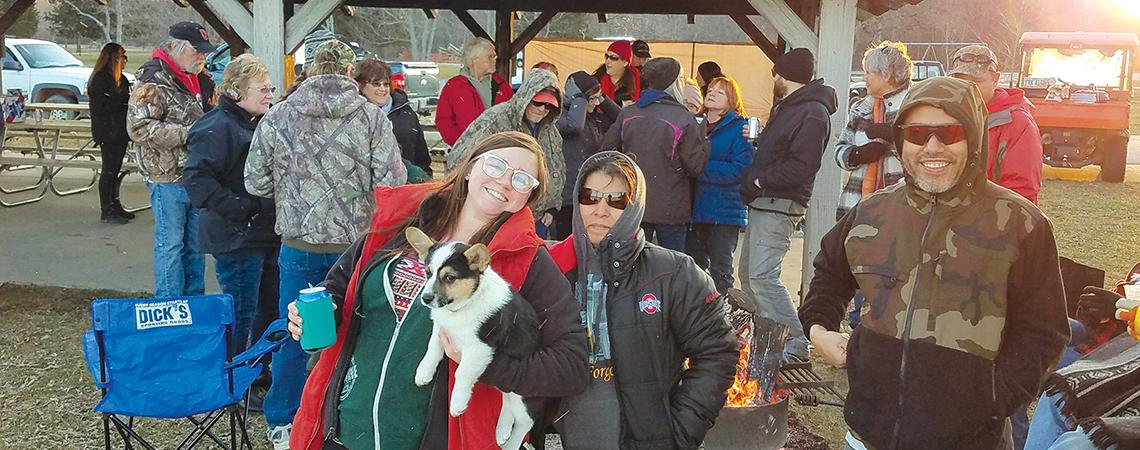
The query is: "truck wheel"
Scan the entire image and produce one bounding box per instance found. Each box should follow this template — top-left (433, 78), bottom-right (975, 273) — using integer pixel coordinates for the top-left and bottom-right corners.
top-left (44, 94), bottom-right (79, 120)
top-left (1098, 140), bottom-right (1127, 183)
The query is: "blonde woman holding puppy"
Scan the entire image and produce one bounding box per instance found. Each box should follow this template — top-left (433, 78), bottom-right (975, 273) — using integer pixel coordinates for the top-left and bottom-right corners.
top-left (286, 131), bottom-right (588, 450)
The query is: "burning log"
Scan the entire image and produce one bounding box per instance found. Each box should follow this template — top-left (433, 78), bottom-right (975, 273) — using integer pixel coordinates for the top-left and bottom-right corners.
top-left (705, 304), bottom-right (791, 449)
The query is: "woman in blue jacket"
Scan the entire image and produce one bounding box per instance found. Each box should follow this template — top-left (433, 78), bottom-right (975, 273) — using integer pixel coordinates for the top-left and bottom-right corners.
top-left (687, 77), bottom-right (754, 294)
top-left (183, 54), bottom-right (279, 352)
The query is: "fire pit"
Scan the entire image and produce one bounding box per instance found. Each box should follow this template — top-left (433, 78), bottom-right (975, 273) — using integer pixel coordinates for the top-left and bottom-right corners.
top-left (704, 308), bottom-right (791, 450)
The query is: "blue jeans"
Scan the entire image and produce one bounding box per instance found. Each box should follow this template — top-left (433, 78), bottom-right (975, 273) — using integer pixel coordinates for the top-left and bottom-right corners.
top-left (1021, 319), bottom-right (1088, 450)
top-left (214, 247), bottom-right (280, 354)
top-left (264, 244), bottom-right (342, 428)
top-left (535, 217), bottom-right (549, 240)
top-left (849, 291), bottom-right (865, 329)
top-left (641, 223), bottom-right (687, 252)
top-left (686, 223), bottom-right (742, 294)
top-left (738, 209), bottom-right (809, 359)
top-left (148, 182), bottom-right (204, 297)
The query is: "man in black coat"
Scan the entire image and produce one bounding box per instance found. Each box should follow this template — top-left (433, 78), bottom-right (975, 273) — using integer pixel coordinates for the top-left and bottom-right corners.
top-left (738, 48), bottom-right (838, 363)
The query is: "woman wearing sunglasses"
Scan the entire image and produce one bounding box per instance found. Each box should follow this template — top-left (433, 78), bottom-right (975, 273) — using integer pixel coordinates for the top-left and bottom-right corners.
top-left (288, 131), bottom-right (588, 450)
top-left (183, 54), bottom-right (280, 354)
top-left (447, 68), bottom-right (565, 239)
top-left (592, 40), bottom-right (641, 106)
top-left (546, 151), bottom-right (737, 450)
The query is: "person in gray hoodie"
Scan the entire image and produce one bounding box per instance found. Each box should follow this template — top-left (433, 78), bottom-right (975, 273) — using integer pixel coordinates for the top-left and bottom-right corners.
top-left (243, 40), bottom-right (406, 449)
top-left (446, 68), bottom-right (565, 238)
top-left (553, 71), bottom-right (621, 240)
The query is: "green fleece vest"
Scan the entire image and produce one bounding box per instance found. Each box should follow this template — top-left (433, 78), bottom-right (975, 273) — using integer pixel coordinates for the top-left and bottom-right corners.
top-left (337, 257), bottom-right (434, 450)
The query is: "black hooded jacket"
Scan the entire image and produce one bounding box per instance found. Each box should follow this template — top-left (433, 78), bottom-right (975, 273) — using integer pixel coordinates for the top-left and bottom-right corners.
top-left (740, 79), bottom-right (838, 207)
top-left (549, 152), bottom-right (737, 449)
top-left (387, 89), bottom-right (432, 177)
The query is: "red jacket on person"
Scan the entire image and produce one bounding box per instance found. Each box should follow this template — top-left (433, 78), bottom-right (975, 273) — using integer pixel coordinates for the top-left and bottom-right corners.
top-left (435, 74), bottom-right (514, 146)
top-left (986, 87), bottom-right (1043, 204)
top-left (289, 183), bottom-right (587, 450)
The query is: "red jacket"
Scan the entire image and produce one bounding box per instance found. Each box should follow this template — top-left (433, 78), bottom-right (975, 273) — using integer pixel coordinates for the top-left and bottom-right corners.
top-left (435, 74), bottom-right (514, 146)
top-left (290, 183), bottom-right (586, 450)
top-left (986, 88), bottom-right (1043, 204)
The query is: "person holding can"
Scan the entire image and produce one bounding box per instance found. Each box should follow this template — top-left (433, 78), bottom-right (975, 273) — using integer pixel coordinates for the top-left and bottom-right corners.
top-left (687, 76), bottom-right (754, 297)
top-left (284, 132), bottom-right (588, 450)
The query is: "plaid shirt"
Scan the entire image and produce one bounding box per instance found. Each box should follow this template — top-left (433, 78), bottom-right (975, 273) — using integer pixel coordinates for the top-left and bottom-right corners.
top-left (834, 86), bottom-right (908, 221)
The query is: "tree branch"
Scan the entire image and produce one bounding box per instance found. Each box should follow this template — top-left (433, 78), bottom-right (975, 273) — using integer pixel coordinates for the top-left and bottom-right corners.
top-left (59, 0), bottom-right (110, 41)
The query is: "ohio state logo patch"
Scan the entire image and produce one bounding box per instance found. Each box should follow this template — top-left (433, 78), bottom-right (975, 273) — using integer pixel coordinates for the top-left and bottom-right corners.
top-left (639, 293), bottom-right (661, 315)
top-left (200, 29), bottom-right (210, 41)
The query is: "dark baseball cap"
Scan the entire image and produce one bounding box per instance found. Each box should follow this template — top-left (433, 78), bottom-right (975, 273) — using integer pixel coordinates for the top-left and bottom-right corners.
top-left (632, 40), bottom-right (651, 58)
top-left (169, 22), bottom-right (217, 53)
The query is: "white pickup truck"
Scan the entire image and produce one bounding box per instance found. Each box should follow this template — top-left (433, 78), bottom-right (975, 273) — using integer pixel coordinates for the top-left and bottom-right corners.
top-left (2, 38), bottom-right (94, 110)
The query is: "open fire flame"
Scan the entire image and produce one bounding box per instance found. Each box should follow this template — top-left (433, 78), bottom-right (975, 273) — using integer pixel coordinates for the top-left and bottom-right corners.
top-left (725, 335), bottom-right (761, 407)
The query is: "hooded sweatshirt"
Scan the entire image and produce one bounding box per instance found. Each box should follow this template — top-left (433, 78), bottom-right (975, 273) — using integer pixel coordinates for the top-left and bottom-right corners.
top-left (985, 87), bottom-right (1042, 204)
top-left (740, 78), bottom-right (838, 208)
top-left (244, 74), bottom-right (407, 251)
top-left (549, 152), bottom-right (737, 449)
top-left (799, 77), bottom-right (1069, 450)
top-left (445, 68), bottom-right (565, 214)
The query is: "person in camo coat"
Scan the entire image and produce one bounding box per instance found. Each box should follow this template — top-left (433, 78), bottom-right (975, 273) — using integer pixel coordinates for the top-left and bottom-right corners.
top-left (445, 68), bottom-right (565, 236)
top-left (799, 77), bottom-right (1069, 450)
top-left (243, 39), bottom-right (406, 449)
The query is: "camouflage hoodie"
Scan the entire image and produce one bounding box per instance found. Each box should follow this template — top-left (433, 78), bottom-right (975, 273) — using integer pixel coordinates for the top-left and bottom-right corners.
top-left (445, 68), bottom-right (565, 214)
top-left (127, 56), bottom-right (212, 183)
top-left (799, 77), bottom-right (1069, 450)
top-left (244, 74), bottom-right (406, 248)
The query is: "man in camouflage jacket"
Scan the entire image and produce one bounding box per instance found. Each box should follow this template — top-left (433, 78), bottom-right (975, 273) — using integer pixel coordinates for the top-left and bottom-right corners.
top-left (127, 22), bottom-right (217, 297)
top-left (799, 77), bottom-right (1069, 450)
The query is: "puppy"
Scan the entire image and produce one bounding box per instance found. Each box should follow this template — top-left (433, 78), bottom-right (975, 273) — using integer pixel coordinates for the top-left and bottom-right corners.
top-left (406, 227), bottom-right (542, 449)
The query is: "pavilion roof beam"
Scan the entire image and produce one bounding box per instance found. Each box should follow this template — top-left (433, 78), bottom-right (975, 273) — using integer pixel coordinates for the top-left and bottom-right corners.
top-left (284, 0), bottom-right (344, 52)
top-left (509, 11), bottom-right (557, 55)
top-left (423, 9), bottom-right (437, 19)
top-left (206, 0), bottom-right (255, 46)
top-left (451, 9), bottom-right (492, 41)
top-left (744, 0), bottom-right (818, 50)
top-left (0, 0), bottom-right (35, 35)
top-left (729, 14), bottom-right (782, 61)
top-left (188, 0), bottom-right (248, 54)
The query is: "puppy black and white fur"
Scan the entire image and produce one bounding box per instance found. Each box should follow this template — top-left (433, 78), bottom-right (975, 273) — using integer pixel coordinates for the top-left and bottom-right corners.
top-left (407, 227), bottom-right (542, 449)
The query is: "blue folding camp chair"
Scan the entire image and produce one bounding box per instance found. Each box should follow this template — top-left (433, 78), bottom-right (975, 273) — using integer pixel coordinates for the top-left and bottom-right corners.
top-left (82, 294), bottom-right (289, 450)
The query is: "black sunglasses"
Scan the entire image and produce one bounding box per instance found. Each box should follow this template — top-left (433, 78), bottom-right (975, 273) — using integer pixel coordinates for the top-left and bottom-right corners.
top-left (578, 186), bottom-right (630, 210)
top-left (530, 100), bottom-right (558, 111)
top-left (605, 53), bottom-right (622, 62)
top-left (953, 54), bottom-right (994, 65)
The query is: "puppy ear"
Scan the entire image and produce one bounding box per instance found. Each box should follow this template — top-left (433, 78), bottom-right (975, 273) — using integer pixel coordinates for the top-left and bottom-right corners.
top-left (405, 227), bottom-right (435, 260)
top-left (463, 244), bottom-right (491, 272)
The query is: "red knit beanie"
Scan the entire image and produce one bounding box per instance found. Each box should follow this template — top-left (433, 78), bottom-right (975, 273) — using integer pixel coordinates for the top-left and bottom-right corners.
top-left (607, 40), bottom-right (633, 63)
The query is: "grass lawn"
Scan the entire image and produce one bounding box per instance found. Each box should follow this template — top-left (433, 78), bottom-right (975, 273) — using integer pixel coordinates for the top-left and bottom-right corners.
top-left (2, 169), bottom-right (1139, 448)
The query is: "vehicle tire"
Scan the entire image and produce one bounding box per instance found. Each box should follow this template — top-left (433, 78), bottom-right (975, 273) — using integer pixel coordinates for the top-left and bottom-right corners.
top-left (1098, 138), bottom-right (1127, 183)
top-left (44, 94), bottom-right (79, 120)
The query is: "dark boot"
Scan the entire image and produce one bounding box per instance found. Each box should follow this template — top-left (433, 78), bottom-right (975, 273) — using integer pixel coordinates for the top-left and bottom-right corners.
top-left (101, 207), bottom-right (130, 224)
top-left (111, 200), bottom-right (135, 219)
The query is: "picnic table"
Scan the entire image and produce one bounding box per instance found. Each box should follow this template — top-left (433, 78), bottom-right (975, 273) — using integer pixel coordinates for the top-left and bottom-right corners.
top-left (26, 102), bottom-right (88, 121)
top-left (0, 111), bottom-right (145, 210)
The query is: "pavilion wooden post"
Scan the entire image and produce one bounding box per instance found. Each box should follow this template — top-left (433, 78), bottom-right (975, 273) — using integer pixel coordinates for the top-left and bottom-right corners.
top-left (802, 0), bottom-right (858, 295)
top-left (0, 0), bottom-right (36, 94)
top-left (494, 10), bottom-right (514, 78)
top-left (250, 0), bottom-right (287, 90)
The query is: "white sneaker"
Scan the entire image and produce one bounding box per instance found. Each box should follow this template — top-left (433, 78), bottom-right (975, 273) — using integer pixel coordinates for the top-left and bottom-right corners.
top-left (267, 424), bottom-right (291, 450)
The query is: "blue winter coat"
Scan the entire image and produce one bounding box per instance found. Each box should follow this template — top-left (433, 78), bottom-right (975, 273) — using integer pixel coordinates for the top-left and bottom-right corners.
top-left (692, 111), bottom-right (754, 226)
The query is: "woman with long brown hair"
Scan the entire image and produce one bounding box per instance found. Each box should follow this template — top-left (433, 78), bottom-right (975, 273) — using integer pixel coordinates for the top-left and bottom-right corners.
top-left (88, 42), bottom-right (133, 223)
top-left (591, 40), bottom-right (640, 106)
top-left (285, 131), bottom-right (587, 450)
